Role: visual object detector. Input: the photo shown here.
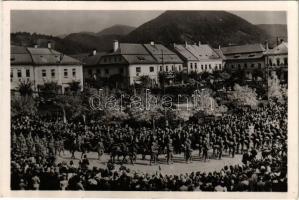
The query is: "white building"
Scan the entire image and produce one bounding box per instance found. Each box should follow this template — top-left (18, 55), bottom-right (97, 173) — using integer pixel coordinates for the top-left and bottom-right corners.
top-left (11, 45), bottom-right (83, 94)
top-left (173, 42), bottom-right (223, 74)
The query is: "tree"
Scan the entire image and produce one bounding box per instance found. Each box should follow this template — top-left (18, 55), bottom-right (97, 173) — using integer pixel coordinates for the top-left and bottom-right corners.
top-left (268, 73), bottom-right (284, 103)
top-left (38, 81), bottom-right (61, 101)
top-left (139, 75), bottom-right (151, 88)
top-left (68, 81), bottom-right (81, 95)
top-left (11, 95), bottom-right (37, 117)
top-left (228, 84), bottom-right (258, 109)
top-left (18, 80), bottom-right (34, 97)
top-left (158, 72), bottom-right (167, 88)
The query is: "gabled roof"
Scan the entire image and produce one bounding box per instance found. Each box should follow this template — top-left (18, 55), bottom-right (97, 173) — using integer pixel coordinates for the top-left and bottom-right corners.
top-left (84, 52), bottom-right (106, 66)
top-left (143, 43), bottom-right (183, 64)
top-left (221, 43), bottom-right (265, 55)
top-left (173, 44), bottom-right (198, 61)
top-left (11, 45), bottom-right (33, 65)
top-left (11, 45), bottom-right (81, 66)
top-left (27, 47), bottom-right (81, 65)
top-left (267, 42), bottom-right (288, 55)
top-left (186, 44), bottom-right (220, 61)
top-left (113, 43), bottom-right (150, 55)
top-left (214, 49), bottom-right (226, 60)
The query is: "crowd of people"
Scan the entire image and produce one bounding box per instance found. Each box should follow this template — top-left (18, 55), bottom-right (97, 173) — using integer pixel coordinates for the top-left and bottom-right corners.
top-left (11, 100), bottom-right (287, 191)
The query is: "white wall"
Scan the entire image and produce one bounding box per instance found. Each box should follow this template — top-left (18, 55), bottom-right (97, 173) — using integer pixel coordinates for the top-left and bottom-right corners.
top-left (11, 64), bottom-right (83, 93)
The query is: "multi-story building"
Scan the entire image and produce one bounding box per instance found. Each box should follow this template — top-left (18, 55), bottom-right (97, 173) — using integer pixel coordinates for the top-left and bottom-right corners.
top-left (265, 41), bottom-right (288, 82)
top-left (86, 40), bottom-right (183, 87)
top-left (173, 42), bottom-right (223, 74)
top-left (220, 43), bottom-right (266, 79)
top-left (11, 44), bottom-right (83, 94)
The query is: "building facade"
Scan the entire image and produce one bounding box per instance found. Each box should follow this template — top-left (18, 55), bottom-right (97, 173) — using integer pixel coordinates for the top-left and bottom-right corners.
top-left (173, 42), bottom-right (223, 74)
top-left (11, 45), bottom-right (83, 94)
top-left (220, 43), bottom-right (266, 80)
top-left (265, 41), bottom-right (288, 82)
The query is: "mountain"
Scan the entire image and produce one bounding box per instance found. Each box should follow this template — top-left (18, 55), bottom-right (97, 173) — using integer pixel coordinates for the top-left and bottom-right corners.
top-left (123, 11), bottom-right (271, 47)
top-left (11, 32), bottom-right (91, 54)
top-left (96, 25), bottom-right (135, 36)
top-left (64, 33), bottom-right (122, 52)
top-left (256, 24), bottom-right (287, 46)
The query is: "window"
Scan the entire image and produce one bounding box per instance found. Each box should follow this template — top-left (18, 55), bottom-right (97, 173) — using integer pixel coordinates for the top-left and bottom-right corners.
top-left (219, 64), bottom-right (222, 69)
top-left (201, 65), bottom-right (204, 70)
top-left (231, 64), bottom-right (234, 69)
top-left (114, 57), bottom-right (117, 62)
top-left (103, 58), bottom-right (107, 63)
top-left (251, 64), bottom-right (255, 68)
top-left (64, 69), bottom-right (68, 77)
top-left (166, 66), bottom-right (168, 72)
top-left (42, 69), bottom-right (46, 77)
top-left (190, 63), bottom-right (193, 70)
top-left (179, 65), bottom-right (182, 71)
top-left (238, 64), bottom-right (241, 70)
top-left (269, 58), bottom-right (273, 66)
top-left (88, 69), bottom-right (92, 76)
top-left (72, 68), bottom-right (76, 77)
top-left (51, 69), bottom-right (55, 77)
top-left (209, 64), bottom-right (211, 69)
top-left (136, 67), bottom-right (141, 73)
top-left (26, 69), bottom-right (30, 77)
top-left (205, 64), bottom-right (208, 70)
top-left (150, 66), bottom-right (154, 72)
top-left (171, 65), bottom-right (174, 71)
top-left (11, 70), bottom-right (13, 78)
top-left (276, 58), bottom-right (280, 66)
top-left (195, 63), bottom-right (197, 69)
top-left (119, 68), bottom-right (124, 74)
top-left (244, 63), bottom-right (247, 69)
top-left (284, 57), bottom-right (287, 65)
top-left (17, 70), bottom-right (22, 78)
top-left (96, 69), bottom-right (101, 75)
top-left (258, 63), bottom-right (262, 69)
top-left (160, 66), bottom-right (163, 71)
top-left (105, 69), bottom-right (109, 75)
top-left (215, 65), bottom-right (218, 70)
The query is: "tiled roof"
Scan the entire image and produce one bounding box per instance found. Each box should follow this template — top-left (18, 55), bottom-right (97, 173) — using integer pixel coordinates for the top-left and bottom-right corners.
top-left (122, 54), bottom-right (157, 64)
top-left (186, 44), bottom-right (220, 61)
top-left (221, 43), bottom-right (265, 55)
top-left (214, 49), bottom-right (226, 60)
top-left (11, 45), bottom-right (33, 64)
top-left (266, 42), bottom-right (288, 55)
top-left (84, 53), bottom-right (106, 66)
top-left (11, 45), bottom-right (81, 66)
top-left (115, 43), bottom-right (150, 55)
top-left (173, 44), bottom-right (198, 61)
top-left (26, 47), bottom-right (81, 65)
top-left (143, 43), bottom-right (183, 64)
top-left (224, 52), bottom-right (264, 60)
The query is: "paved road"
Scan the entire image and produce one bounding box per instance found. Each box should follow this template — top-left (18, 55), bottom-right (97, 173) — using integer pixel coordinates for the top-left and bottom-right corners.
top-left (56, 150), bottom-right (247, 175)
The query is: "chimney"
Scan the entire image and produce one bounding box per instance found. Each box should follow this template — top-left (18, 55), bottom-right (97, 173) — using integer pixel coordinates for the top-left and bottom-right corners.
top-left (34, 44), bottom-right (38, 48)
top-left (280, 39), bottom-right (284, 44)
top-left (218, 45), bottom-right (221, 50)
top-left (198, 41), bottom-right (201, 46)
top-left (150, 41), bottom-right (155, 46)
top-left (92, 49), bottom-right (97, 56)
top-left (47, 41), bottom-right (51, 49)
top-left (113, 40), bottom-right (119, 52)
top-left (185, 41), bottom-right (188, 47)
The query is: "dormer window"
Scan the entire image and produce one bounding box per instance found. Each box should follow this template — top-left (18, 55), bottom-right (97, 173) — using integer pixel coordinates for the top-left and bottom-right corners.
top-left (234, 54), bottom-right (240, 58)
top-left (248, 54), bottom-right (255, 57)
top-left (137, 56), bottom-right (145, 61)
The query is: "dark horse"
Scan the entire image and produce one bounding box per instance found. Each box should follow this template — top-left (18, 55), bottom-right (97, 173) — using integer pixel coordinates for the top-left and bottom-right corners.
top-left (109, 142), bottom-right (137, 165)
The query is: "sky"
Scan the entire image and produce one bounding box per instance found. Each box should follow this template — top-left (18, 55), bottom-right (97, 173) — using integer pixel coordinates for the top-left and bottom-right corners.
top-left (11, 10), bottom-right (287, 36)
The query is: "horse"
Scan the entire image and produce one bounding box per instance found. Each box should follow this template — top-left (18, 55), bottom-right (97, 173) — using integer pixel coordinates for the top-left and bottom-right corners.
top-left (109, 143), bottom-right (129, 164)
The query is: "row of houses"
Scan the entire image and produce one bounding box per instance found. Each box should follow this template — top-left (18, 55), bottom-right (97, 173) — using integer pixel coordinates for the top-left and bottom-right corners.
top-left (11, 39), bottom-right (288, 93)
